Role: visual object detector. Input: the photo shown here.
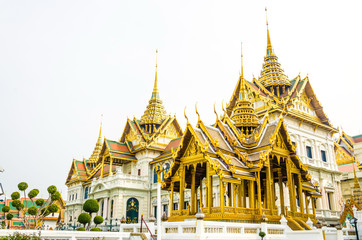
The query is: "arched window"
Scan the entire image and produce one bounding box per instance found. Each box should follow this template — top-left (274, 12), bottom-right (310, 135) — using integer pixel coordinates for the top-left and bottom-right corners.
top-left (84, 187), bottom-right (89, 200)
top-left (153, 168), bottom-right (158, 183)
top-left (110, 199), bottom-right (114, 218)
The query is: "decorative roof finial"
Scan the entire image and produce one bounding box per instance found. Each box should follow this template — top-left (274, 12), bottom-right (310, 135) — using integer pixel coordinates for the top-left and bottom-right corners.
top-left (214, 102), bottom-right (219, 122)
top-left (195, 103), bottom-right (200, 122)
top-left (265, 7), bottom-right (272, 54)
top-left (241, 42), bottom-right (244, 78)
top-left (184, 106), bottom-right (189, 124)
top-left (153, 49), bottom-right (158, 94)
top-left (98, 114), bottom-right (103, 139)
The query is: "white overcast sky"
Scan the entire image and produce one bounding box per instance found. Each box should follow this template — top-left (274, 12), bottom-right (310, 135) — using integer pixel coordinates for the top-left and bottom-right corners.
top-left (0, 1), bottom-right (361, 197)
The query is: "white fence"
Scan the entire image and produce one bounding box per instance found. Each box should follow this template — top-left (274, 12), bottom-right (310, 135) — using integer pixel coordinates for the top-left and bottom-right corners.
top-left (0, 218), bottom-right (359, 240)
top-left (0, 229), bottom-right (131, 240)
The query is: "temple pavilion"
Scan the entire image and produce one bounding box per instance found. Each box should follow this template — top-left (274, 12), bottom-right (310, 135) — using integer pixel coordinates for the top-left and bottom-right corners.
top-left (160, 73), bottom-right (321, 229)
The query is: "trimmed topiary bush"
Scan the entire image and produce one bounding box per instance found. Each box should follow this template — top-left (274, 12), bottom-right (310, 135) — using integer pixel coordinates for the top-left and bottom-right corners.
top-left (77, 227), bottom-right (86, 231)
top-left (10, 182), bottom-right (62, 230)
top-left (6, 213), bottom-right (13, 220)
top-left (28, 189), bottom-right (39, 199)
top-left (1, 206), bottom-right (10, 213)
top-left (27, 206), bottom-right (38, 216)
top-left (90, 227), bottom-right (101, 231)
top-left (83, 199), bottom-right (99, 215)
top-left (16, 203), bottom-right (24, 211)
top-left (78, 213), bottom-right (91, 227)
top-left (35, 199), bottom-right (45, 207)
top-left (18, 182), bottom-right (28, 191)
top-left (48, 204), bottom-right (59, 213)
top-left (11, 200), bottom-right (21, 208)
top-left (51, 191), bottom-right (61, 201)
top-left (47, 185), bottom-right (57, 194)
top-left (11, 192), bottom-right (20, 200)
top-left (259, 231), bottom-right (266, 240)
top-left (93, 215), bottom-right (104, 227)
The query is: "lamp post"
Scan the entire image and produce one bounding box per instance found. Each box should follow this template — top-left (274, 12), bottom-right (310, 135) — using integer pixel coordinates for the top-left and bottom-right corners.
top-left (351, 217), bottom-right (359, 240)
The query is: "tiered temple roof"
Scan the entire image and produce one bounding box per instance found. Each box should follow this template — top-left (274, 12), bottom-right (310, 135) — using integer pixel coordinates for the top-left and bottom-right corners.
top-left (160, 77), bottom-right (320, 228)
top-left (66, 52), bottom-right (183, 186)
top-left (258, 21), bottom-right (290, 94)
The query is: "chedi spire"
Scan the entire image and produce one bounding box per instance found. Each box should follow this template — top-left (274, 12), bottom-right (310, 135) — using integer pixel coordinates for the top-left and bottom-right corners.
top-left (140, 50), bottom-right (167, 133)
top-left (259, 8), bottom-right (290, 97)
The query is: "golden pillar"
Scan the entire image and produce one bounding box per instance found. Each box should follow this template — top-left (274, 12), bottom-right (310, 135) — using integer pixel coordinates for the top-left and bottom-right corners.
top-left (249, 180), bottom-right (255, 209)
top-left (241, 180), bottom-right (246, 208)
top-left (311, 197), bottom-right (316, 217)
top-left (266, 158), bottom-right (273, 209)
top-left (228, 183), bottom-right (232, 207)
top-left (170, 182), bottom-right (174, 212)
top-left (199, 178), bottom-right (203, 210)
top-left (263, 179), bottom-right (267, 208)
top-left (271, 169), bottom-right (276, 210)
top-left (257, 172), bottom-right (262, 214)
top-left (207, 163), bottom-right (213, 212)
top-left (180, 165), bottom-right (185, 211)
top-left (277, 169), bottom-right (285, 215)
top-left (297, 174), bottom-right (304, 213)
top-left (232, 184), bottom-right (236, 208)
top-left (191, 167), bottom-right (196, 214)
top-left (109, 158), bottom-right (113, 175)
top-left (286, 158), bottom-right (295, 213)
top-left (237, 184), bottom-right (242, 207)
top-left (220, 180), bottom-right (225, 213)
top-left (305, 194), bottom-right (309, 215)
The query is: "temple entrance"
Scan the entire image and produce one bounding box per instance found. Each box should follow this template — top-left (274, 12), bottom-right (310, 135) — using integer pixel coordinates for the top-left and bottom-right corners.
top-left (126, 198), bottom-right (139, 223)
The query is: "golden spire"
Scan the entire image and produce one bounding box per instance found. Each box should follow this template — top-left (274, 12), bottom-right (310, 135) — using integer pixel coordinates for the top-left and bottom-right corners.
top-left (98, 114), bottom-right (103, 139)
top-left (231, 67), bottom-right (259, 136)
top-left (89, 116), bottom-right (103, 163)
top-left (241, 42), bottom-right (244, 78)
top-left (258, 8), bottom-right (290, 93)
top-left (153, 49), bottom-right (158, 94)
top-left (265, 7), bottom-right (273, 55)
top-left (140, 50), bottom-right (167, 128)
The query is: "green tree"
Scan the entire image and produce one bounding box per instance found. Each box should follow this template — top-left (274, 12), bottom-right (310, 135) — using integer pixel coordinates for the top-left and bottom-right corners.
top-left (1, 206), bottom-right (10, 229)
top-left (6, 213), bottom-right (13, 229)
top-left (83, 199), bottom-right (99, 216)
top-left (93, 216), bottom-right (104, 227)
top-left (9, 182), bottom-right (62, 229)
top-left (259, 231), bottom-right (266, 240)
top-left (82, 199), bottom-right (100, 230)
top-left (78, 213), bottom-right (91, 228)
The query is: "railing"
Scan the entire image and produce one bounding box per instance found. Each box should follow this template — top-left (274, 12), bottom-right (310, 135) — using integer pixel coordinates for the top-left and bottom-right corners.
top-left (0, 230), bottom-right (131, 240)
top-left (162, 220), bottom-right (287, 240)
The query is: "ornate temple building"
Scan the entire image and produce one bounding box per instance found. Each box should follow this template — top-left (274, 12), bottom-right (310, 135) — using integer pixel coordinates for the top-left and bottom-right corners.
top-left (160, 75), bottom-right (320, 230)
top-left (225, 21), bottom-right (342, 224)
top-left (65, 17), bottom-right (350, 229)
top-left (65, 54), bottom-right (183, 225)
top-left (335, 131), bottom-right (362, 203)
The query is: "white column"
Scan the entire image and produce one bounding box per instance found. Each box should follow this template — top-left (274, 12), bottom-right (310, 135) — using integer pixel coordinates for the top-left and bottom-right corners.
top-left (103, 198), bottom-right (108, 219)
top-left (157, 182), bottom-right (162, 240)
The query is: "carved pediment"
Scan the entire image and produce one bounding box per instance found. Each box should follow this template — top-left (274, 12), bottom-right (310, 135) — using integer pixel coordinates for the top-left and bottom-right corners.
top-left (126, 129), bottom-right (137, 142)
top-left (183, 138), bottom-right (202, 158)
top-left (165, 123), bottom-right (179, 139)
